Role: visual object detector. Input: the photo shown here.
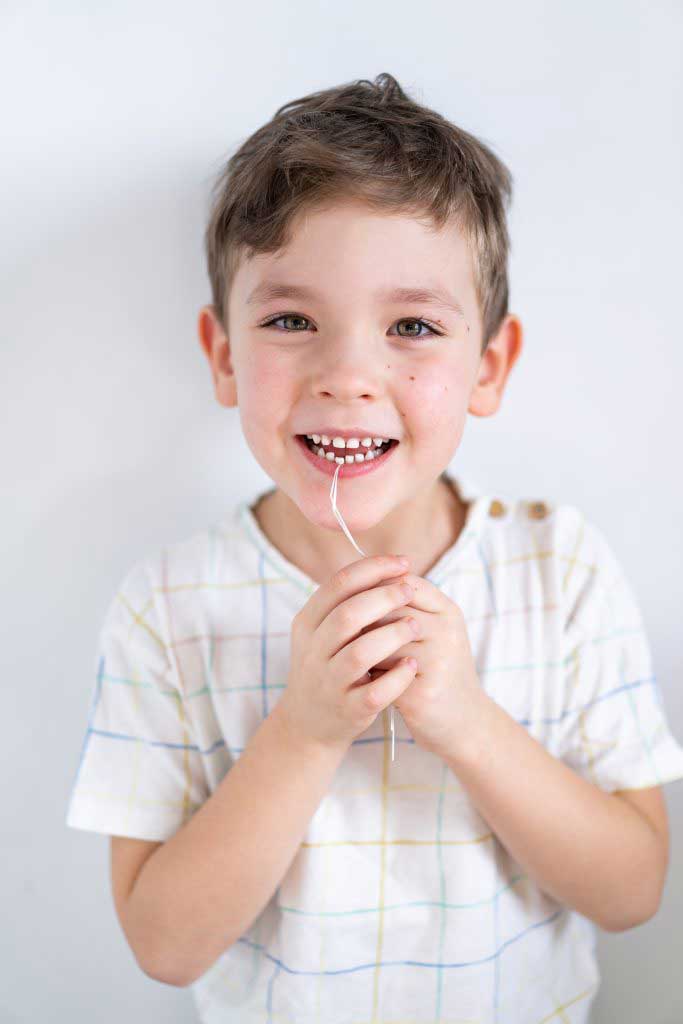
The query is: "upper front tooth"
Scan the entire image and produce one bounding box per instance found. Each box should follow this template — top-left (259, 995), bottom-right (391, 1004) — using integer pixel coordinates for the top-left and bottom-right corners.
top-left (332, 436), bottom-right (363, 448)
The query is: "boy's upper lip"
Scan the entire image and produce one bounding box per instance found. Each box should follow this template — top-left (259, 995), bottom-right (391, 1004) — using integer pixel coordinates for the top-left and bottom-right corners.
top-left (296, 426), bottom-right (400, 440)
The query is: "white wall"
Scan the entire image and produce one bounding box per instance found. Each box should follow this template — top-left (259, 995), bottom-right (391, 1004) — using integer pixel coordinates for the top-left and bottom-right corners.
top-left (2, 1), bottom-right (682, 1020)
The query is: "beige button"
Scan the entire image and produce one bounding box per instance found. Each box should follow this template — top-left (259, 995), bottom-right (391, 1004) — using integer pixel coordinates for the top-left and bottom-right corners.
top-left (528, 501), bottom-right (549, 520)
top-left (488, 499), bottom-right (507, 518)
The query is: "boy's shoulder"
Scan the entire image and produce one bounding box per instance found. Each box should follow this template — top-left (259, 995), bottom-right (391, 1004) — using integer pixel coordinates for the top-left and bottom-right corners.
top-left (114, 502), bottom-right (253, 599)
top-left (477, 481), bottom-right (599, 540)
top-left (479, 482), bottom-right (635, 604)
top-left (463, 476), bottom-right (624, 581)
top-left (460, 475), bottom-right (585, 541)
top-left (456, 480), bottom-right (640, 642)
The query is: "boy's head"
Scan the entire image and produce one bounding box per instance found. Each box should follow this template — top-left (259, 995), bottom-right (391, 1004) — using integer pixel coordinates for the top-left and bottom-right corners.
top-left (199, 73), bottom-right (522, 532)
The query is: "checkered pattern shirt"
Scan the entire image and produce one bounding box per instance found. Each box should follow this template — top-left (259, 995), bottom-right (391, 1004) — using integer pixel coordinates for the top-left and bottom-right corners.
top-left (66, 474), bottom-right (683, 1022)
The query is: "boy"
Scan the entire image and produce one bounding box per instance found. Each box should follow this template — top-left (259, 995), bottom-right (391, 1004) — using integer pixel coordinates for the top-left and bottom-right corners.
top-left (66, 73), bottom-right (683, 1022)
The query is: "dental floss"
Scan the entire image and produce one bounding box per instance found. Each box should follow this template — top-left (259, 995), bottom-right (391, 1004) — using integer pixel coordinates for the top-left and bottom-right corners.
top-left (329, 463), bottom-right (397, 762)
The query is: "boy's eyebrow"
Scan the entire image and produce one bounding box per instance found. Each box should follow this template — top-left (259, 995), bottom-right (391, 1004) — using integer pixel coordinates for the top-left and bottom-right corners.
top-left (245, 280), bottom-right (466, 318)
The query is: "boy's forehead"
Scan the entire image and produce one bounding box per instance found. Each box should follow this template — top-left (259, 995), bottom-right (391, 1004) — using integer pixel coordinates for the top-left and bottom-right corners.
top-left (232, 202), bottom-right (477, 316)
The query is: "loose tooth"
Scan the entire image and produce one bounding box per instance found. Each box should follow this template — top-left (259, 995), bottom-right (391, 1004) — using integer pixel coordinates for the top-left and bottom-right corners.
top-left (312, 434), bottom-right (321, 444)
top-left (361, 437), bottom-right (372, 447)
top-left (317, 447), bottom-right (325, 457)
top-left (354, 453), bottom-right (364, 462)
top-left (321, 435), bottom-right (331, 445)
top-left (332, 437), bottom-right (345, 448)
top-left (345, 455), bottom-right (354, 463)
top-left (325, 451), bottom-right (335, 461)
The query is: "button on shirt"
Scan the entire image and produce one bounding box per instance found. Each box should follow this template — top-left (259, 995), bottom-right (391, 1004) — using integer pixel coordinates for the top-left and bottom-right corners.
top-left (65, 474), bottom-right (683, 1023)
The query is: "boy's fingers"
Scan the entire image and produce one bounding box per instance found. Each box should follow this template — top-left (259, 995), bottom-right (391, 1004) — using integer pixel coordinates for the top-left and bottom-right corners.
top-left (303, 555), bottom-right (410, 632)
top-left (352, 657), bottom-right (417, 712)
top-left (387, 573), bottom-right (445, 613)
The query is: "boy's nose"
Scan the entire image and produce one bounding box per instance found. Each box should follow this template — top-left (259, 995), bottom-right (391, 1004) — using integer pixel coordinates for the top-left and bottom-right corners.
top-left (310, 342), bottom-right (386, 400)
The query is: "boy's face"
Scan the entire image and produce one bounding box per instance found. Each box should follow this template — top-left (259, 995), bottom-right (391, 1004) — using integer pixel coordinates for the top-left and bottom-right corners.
top-left (199, 197), bottom-right (521, 533)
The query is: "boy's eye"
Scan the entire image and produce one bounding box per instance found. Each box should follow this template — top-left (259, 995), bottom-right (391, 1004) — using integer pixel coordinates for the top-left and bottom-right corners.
top-left (258, 313), bottom-right (442, 339)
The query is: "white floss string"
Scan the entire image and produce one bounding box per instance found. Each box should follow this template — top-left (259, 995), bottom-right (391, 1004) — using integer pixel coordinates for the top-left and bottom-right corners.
top-left (330, 463), bottom-right (398, 762)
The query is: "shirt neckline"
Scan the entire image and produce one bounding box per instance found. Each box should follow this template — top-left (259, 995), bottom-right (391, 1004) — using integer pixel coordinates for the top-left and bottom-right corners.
top-left (235, 471), bottom-right (490, 595)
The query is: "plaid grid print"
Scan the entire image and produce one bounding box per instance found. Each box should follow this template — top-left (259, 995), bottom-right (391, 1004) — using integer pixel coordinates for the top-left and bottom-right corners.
top-left (66, 474), bottom-right (683, 1023)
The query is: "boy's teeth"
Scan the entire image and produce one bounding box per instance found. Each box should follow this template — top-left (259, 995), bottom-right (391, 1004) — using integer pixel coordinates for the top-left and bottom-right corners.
top-left (310, 437), bottom-right (389, 463)
top-left (306, 434), bottom-right (389, 449)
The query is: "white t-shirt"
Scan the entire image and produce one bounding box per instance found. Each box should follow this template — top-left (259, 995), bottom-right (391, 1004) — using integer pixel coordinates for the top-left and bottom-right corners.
top-left (65, 473), bottom-right (683, 1023)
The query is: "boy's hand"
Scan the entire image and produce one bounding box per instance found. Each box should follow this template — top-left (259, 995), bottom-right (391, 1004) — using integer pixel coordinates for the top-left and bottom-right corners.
top-left (366, 572), bottom-right (487, 758)
top-left (276, 555), bottom-right (421, 751)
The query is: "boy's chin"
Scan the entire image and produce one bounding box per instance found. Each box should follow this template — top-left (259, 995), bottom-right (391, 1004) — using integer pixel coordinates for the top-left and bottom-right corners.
top-left (296, 495), bottom-right (386, 537)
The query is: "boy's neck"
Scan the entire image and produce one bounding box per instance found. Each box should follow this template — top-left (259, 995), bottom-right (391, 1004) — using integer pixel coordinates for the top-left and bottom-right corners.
top-left (250, 473), bottom-right (468, 585)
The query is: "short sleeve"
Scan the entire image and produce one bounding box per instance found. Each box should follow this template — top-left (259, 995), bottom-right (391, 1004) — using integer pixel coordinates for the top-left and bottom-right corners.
top-left (65, 557), bottom-right (210, 840)
top-left (555, 516), bottom-right (683, 792)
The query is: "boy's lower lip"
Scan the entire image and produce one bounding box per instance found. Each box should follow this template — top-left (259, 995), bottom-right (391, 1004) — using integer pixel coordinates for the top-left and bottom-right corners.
top-left (293, 435), bottom-right (399, 477)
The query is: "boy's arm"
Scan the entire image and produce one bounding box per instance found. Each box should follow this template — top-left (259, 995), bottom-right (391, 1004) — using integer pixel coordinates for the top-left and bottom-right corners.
top-left (441, 692), bottom-right (668, 932)
top-left (122, 705), bottom-right (348, 987)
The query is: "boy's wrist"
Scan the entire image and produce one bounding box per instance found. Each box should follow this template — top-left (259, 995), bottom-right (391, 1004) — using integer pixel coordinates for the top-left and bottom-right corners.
top-left (436, 689), bottom-right (498, 771)
top-left (269, 701), bottom-right (351, 764)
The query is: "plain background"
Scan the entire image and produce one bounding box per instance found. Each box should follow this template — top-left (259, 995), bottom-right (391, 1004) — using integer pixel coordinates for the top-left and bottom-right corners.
top-left (2, 1), bottom-right (682, 1020)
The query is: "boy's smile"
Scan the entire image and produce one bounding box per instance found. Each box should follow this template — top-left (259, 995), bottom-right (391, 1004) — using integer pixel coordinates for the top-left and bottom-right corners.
top-left (294, 431), bottom-right (400, 477)
top-left (198, 197), bottom-right (522, 580)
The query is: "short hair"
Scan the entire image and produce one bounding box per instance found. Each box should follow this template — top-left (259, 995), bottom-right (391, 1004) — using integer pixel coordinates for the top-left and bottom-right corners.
top-left (204, 73), bottom-right (513, 352)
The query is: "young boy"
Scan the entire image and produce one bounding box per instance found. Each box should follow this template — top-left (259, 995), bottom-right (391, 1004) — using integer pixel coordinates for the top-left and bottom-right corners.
top-left (66, 73), bottom-right (683, 1022)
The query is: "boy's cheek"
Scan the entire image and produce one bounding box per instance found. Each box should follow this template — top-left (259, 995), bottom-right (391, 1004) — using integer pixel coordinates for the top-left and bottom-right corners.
top-left (239, 350), bottom-right (290, 396)
top-left (401, 362), bottom-right (472, 422)
top-left (238, 357), bottom-right (295, 424)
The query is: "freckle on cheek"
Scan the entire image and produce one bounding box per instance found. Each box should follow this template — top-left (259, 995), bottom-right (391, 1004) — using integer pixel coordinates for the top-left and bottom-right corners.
top-left (409, 376), bottom-right (415, 381)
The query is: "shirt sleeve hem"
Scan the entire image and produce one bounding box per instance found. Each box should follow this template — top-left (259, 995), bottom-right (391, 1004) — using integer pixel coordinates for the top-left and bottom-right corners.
top-left (603, 771), bottom-right (683, 791)
top-left (65, 800), bottom-right (182, 842)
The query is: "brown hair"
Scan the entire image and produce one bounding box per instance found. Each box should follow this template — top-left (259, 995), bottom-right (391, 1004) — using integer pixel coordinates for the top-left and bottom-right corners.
top-left (204, 73), bottom-right (513, 352)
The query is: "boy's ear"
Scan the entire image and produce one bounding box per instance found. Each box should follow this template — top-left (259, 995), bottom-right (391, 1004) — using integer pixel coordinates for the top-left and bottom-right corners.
top-left (468, 313), bottom-right (523, 418)
top-left (197, 305), bottom-right (238, 408)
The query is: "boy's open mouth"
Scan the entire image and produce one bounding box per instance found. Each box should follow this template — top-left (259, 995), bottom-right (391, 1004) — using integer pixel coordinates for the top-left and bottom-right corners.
top-left (296, 434), bottom-right (398, 465)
